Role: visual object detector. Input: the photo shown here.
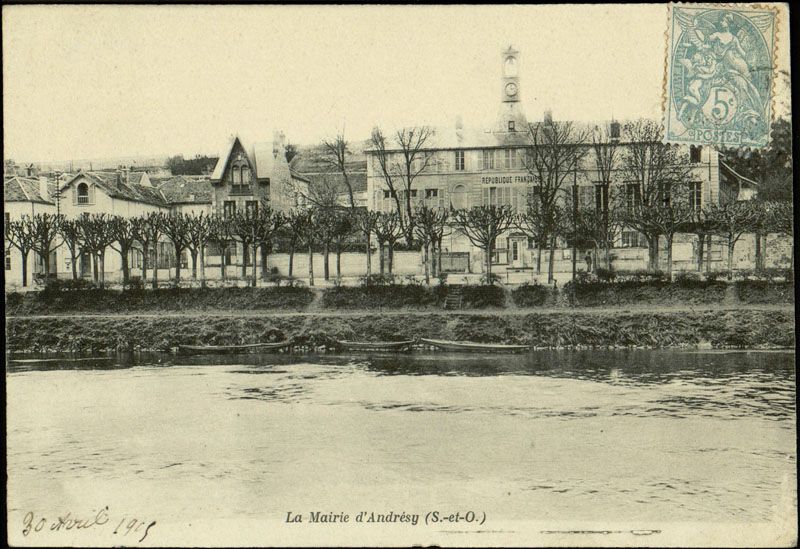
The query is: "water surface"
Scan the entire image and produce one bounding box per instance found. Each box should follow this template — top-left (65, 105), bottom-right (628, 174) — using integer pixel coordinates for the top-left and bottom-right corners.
top-left (6, 350), bottom-right (796, 546)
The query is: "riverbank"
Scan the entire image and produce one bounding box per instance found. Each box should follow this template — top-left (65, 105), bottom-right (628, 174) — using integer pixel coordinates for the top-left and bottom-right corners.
top-left (5, 307), bottom-right (795, 354)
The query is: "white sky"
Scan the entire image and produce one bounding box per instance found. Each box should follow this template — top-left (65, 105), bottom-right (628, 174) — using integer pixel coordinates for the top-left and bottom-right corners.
top-left (2, 4), bottom-right (791, 163)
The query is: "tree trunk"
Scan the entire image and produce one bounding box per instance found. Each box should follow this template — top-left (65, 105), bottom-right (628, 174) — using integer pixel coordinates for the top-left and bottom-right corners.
top-left (288, 246), bottom-right (295, 278)
top-left (378, 243), bottom-right (385, 275)
top-left (430, 240), bottom-right (437, 278)
top-left (388, 244), bottom-right (394, 274)
top-left (190, 249), bottom-right (198, 280)
top-left (308, 242), bottom-right (315, 286)
top-left (762, 234), bottom-right (769, 269)
top-left (219, 242), bottom-right (226, 280)
top-left (21, 250), bottom-right (29, 287)
top-left (92, 253), bottom-right (98, 284)
top-left (141, 242), bottom-right (148, 283)
top-left (200, 244), bottom-right (206, 289)
top-left (536, 243), bottom-right (542, 274)
top-left (754, 231), bottom-right (763, 271)
top-left (42, 250), bottom-right (51, 281)
top-left (423, 241), bottom-right (430, 284)
top-left (485, 247), bottom-right (492, 280)
top-left (152, 245), bottom-right (159, 289)
top-left (98, 251), bottom-right (105, 288)
top-left (696, 233), bottom-right (705, 272)
top-left (241, 242), bottom-right (248, 279)
top-left (365, 234), bottom-right (372, 277)
top-left (335, 245), bottom-right (342, 281)
top-left (175, 247), bottom-right (183, 284)
top-left (727, 238), bottom-right (735, 280)
top-left (665, 237), bottom-right (673, 281)
top-left (260, 242), bottom-right (268, 280)
top-left (604, 244), bottom-right (612, 269)
top-left (252, 242), bottom-right (258, 287)
top-left (648, 235), bottom-right (659, 271)
top-left (547, 234), bottom-right (556, 284)
top-left (70, 248), bottom-right (78, 281)
top-left (323, 242), bottom-right (330, 281)
top-left (120, 248), bottom-right (130, 286)
top-left (705, 234), bottom-right (712, 273)
top-left (437, 238), bottom-right (443, 278)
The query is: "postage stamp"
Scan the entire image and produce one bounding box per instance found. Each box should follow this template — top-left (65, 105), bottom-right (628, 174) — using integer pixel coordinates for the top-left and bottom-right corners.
top-left (664, 4), bottom-right (778, 148)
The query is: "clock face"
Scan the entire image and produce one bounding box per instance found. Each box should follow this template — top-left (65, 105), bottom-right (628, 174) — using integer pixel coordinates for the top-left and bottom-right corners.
top-left (505, 82), bottom-right (518, 97)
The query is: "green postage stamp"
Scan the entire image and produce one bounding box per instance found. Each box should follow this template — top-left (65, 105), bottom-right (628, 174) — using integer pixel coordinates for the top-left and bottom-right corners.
top-left (665, 4), bottom-right (778, 148)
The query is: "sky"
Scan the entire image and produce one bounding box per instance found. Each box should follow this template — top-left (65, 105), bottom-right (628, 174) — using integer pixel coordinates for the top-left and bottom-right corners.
top-left (3, 4), bottom-right (791, 163)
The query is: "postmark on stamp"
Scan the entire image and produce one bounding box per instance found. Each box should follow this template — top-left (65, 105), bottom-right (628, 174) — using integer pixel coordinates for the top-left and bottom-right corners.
top-left (664, 4), bottom-right (777, 148)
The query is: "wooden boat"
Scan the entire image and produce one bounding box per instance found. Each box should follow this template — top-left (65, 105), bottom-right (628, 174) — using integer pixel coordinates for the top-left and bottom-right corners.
top-left (336, 340), bottom-right (416, 352)
top-left (419, 338), bottom-right (529, 352)
top-left (178, 341), bottom-right (292, 355)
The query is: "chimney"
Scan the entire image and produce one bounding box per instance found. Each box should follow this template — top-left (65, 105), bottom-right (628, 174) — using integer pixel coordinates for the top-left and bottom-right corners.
top-left (273, 130), bottom-right (286, 158)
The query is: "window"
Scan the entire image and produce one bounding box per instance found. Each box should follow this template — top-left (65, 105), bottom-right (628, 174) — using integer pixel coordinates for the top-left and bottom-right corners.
top-left (4, 212), bottom-right (9, 226)
top-left (231, 166), bottom-right (240, 184)
top-left (625, 183), bottom-right (641, 210)
top-left (690, 145), bottom-right (702, 163)
top-left (483, 186), bottom-right (511, 207)
top-left (5, 248), bottom-right (10, 271)
top-left (450, 184), bottom-right (468, 209)
top-left (482, 150), bottom-right (496, 170)
top-left (508, 120), bottom-right (516, 132)
top-left (425, 188), bottom-right (439, 199)
top-left (383, 189), bottom-right (396, 199)
top-left (245, 200), bottom-right (259, 217)
top-left (594, 184), bottom-right (609, 211)
top-left (689, 181), bottom-right (702, 212)
top-left (241, 166), bottom-right (251, 184)
top-left (409, 189), bottom-right (418, 198)
top-left (223, 201), bottom-right (236, 219)
top-left (77, 182), bottom-right (90, 204)
top-left (622, 230), bottom-right (645, 248)
top-left (503, 149), bottom-right (517, 170)
top-left (454, 150), bottom-right (465, 171)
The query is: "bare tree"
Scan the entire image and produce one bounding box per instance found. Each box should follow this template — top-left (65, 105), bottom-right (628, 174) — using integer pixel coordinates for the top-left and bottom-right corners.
top-left (5, 217), bottom-right (35, 287)
top-left (28, 213), bottom-right (64, 283)
top-left (206, 214), bottom-right (232, 282)
top-left (161, 213), bottom-right (191, 285)
top-left (108, 216), bottom-right (137, 286)
top-left (282, 209), bottom-right (310, 278)
top-left (414, 204), bottom-right (450, 283)
top-left (184, 213), bottom-right (214, 286)
top-left (620, 119), bottom-right (695, 277)
top-left (76, 214), bottom-right (116, 287)
top-left (521, 119), bottom-right (589, 283)
top-left (321, 133), bottom-right (356, 209)
top-left (370, 126), bottom-right (435, 245)
top-left (354, 209), bottom-right (380, 277)
top-left (706, 202), bottom-right (760, 279)
top-left (452, 205), bottom-right (515, 282)
top-left (58, 219), bottom-right (84, 281)
top-left (253, 205), bottom-right (286, 285)
top-left (373, 211), bottom-right (402, 275)
top-left (685, 206), bottom-right (717, 273)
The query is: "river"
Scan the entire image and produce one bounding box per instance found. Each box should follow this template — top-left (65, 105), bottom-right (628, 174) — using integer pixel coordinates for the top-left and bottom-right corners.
top-left (6, 350), bottom-right (797, 547)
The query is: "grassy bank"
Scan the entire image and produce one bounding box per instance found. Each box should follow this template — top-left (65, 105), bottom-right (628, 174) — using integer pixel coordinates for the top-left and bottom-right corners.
top-left (5, 309), bottom-right (794, 354)
top-left (5, 280), bottom-right (793, 315)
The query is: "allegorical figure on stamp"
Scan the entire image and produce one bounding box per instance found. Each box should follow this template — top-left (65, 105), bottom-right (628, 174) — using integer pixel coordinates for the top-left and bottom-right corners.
top-left (668, 6), bottom-right (775, 146)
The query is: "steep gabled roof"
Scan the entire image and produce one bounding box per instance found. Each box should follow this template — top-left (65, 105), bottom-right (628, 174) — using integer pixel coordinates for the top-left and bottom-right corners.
top-left (719, 160), bottom-right (759, 188)
top-left (210, 136), bottom-right (239, 182)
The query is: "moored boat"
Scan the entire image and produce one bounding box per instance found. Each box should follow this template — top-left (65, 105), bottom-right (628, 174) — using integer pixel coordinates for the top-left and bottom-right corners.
top-left (336, 340), bottom-right (416, 352)
top-left (178, 341), bottom-right (292, 355)
top-left (419, 338), bottom-right (529, 352)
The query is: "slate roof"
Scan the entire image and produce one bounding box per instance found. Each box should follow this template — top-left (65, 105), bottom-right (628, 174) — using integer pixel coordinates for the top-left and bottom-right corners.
top-left (63, 172), bottom-right (169, 207)
top-left (3, 176), bottom-right (56, 204)
top-left (156, 176), bottom-right (214, 204)
top-left (289, 142), bottom-right (368, 193)
top-left (210, 136), bottom-right (275, 182)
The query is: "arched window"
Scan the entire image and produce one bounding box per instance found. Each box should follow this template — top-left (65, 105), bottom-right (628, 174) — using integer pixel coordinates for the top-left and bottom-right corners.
top-left (241, 166), bottom-right (250, 184)
top-left (231, 166), bottom-right (240, 185)
top-left (77, 182), bottom-right (89, 204)
top-left (450, 184), bottom-right (468, 209)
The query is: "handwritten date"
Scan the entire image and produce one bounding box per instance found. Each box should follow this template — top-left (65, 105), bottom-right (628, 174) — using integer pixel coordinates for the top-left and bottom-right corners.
top-left (22, 507), bottom-right (156, 543)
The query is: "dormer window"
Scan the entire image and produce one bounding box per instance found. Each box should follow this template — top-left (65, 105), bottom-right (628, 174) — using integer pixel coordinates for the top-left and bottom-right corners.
top-left (77, 182), bottom-right (90, 204)
top-left (241, 166), bottom-right (251, 184)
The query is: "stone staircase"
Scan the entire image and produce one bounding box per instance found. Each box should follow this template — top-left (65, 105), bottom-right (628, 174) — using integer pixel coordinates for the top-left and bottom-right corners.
top-left (443, 285), bottom-right (463, 310)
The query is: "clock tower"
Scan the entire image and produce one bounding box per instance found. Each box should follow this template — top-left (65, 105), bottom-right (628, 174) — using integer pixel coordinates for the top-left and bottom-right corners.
top-left (496, 46), bottom-right (528, 133)
top-left (502, 46), bottom-right (520, 103)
